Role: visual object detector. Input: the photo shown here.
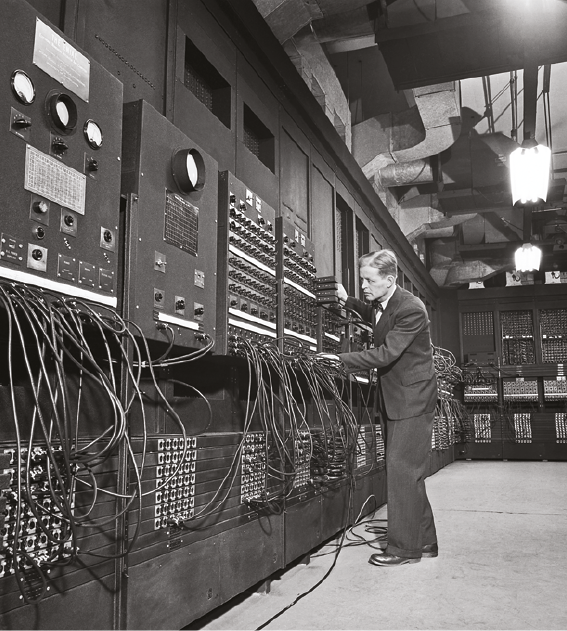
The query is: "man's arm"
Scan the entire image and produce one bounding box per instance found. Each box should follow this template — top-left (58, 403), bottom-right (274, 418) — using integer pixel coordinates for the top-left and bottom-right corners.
top-left (339, 305), bottom-right (428, 372)
top-left (337, 283), bottom-right (373, 323)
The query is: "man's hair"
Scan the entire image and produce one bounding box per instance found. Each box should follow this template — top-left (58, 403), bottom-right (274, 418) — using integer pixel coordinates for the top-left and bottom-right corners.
top-left (359, 249), bottom-right (398, 279)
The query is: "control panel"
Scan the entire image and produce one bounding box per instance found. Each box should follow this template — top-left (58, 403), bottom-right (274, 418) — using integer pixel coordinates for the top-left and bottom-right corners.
top-left (217, 172), bottom-right (277, 354)
top-left (0, 0), bottom-right (123, 306)
top-left (314, 276), bottom-right (347, 353)
top-left (502, 377), bottom-right (539, 401)
top-left (121, 100), bottom-right (218, 348)
top-left (501, 310), bottom-right (535, 365)
top-left (275, 217), bottom-right (317, 353)
top-left (540, 308), bottom-right (567, 363)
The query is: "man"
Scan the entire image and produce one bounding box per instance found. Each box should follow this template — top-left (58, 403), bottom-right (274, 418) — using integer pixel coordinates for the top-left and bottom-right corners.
top-left (335, 250), bottom-right (438, 566)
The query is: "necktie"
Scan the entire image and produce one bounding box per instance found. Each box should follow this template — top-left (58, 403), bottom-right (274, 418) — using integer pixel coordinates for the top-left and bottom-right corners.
top-left (373, 300), bottom-right (384, 312)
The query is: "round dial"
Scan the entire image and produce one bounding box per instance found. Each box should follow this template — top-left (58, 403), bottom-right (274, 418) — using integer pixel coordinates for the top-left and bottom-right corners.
top-left (84, 119), bottom-right (103, 149)
top-left (172, 148), bottom-right (206, 194)
top-left (46, 92), bottom-right (77, 134)
top-left (11, 70), bottom-right (35, 105)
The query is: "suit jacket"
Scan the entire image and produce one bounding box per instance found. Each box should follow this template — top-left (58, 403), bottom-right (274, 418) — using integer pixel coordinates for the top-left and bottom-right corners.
top-left (338, 286), bottom-right (437, 420)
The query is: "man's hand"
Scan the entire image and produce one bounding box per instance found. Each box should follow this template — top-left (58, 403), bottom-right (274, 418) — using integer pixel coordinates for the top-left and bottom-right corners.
top-left (337, 283), bottom-right (348, 305)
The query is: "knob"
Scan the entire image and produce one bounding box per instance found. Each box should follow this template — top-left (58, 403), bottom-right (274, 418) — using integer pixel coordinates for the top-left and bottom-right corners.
top-left (176, 299), bottom-right (185, 310)
top-left (87, 158), bottom-right (99, 171)
top-left (64, 214), bottom-right (74, 226)
top-left (103, 230), bottom-right (113, 243)
top-left (14, 117), bottom-right (31, 128)
top-left (194, 306), bottom-right (204, 316)
top-left (154, 291), bottom-right (163, 302)
top-left (33, 200), bottom-right (49, 214)
top-left (52, 137), bottom-right (68, 154)
top-left (32, 249), bottom-right (43, 261)
top-left (34, 227), bottom-right (45, 240)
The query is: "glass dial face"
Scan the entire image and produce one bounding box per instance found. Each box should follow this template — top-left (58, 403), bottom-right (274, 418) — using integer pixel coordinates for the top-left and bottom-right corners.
top-left (47, 93), bottom-right (77, 133)
top-left (11, 70), bottom-right (35, 104)
top-left (56, 100), bottom-right (70, 126)
top-left (84, 119), bottom-right (103, 149)
top-left (172, 148), bottom-right (205, 194)
top-left (186, 153), bottom-right (199, 187)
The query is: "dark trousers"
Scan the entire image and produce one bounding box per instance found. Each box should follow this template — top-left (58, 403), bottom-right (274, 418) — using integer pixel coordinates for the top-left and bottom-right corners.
top-left (383, 411), bottom-right (437, 558)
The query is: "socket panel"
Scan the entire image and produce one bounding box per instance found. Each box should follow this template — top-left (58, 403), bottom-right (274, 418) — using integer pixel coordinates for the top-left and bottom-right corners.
top-left (513, 413), bottom-right (532, 443)
top-left (0, 447), bottom-right (73, 579)
top-left (374, 425), bottom-right (385, 462)
top-left (355, 426), bottom-right (369, 469)
top-left (473, 413), bottom-right (492, 443)
top-left (240, 433), bottom-right (267, 503)
top-left (292, 432), bottom-right (311, 489)
top-left (556, 413), bottom-right (567, 443)
top-left (154, 437), bottom-right (198, 530)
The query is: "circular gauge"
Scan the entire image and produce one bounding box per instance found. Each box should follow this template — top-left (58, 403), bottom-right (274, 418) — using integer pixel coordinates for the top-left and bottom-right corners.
top-left (11, 70), bottom-right (35, 105)
top-left (46, 92), bottom-right (77, 134)
top-left (84, 119), bottom-right (103, 149)
top-left (172, 148), bottom-right (206, 194)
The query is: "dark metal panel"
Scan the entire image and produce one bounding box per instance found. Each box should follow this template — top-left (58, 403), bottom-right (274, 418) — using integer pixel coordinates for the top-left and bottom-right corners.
top-left (351, 472), bottom-right (374, 521)
top-left (121, 100), bottom-right (219, 349)
top-left (320, 483), bottom-right (350, 541)
top-left (174, 2), bottom-right (237, 173)
top-left (311, 161), bottom-right (336, 278)
top-left (77, 0), bottom-right (168, 111)
top-left (24, 0), bottom-right (63, 28)
top-left (234, 53), bottom-right (280, 210)
top-left (173, 81), bottom-right (235, 177)
top-left (284, 496), bottom-right (321, 565)
top-left (218, 514), bottom-right (284, 603)
top-left (176, 0), bottom-right (238, 87)
top-left (2, 575), bottom-right (115, 630)
top-left (126, 538), bottom-right (221, 630)
top-left (235, 142), bottom-right (279, 213)
top-left (281, 128), bottom-right (310, 232)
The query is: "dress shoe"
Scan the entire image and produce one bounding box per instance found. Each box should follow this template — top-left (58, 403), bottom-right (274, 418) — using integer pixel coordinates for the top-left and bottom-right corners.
top-left (372, 542), bottom-right (438, 558)
top-left (368, 553), bottom-right (420, 567)
top-left (421, 542), bottom-right (438, 558)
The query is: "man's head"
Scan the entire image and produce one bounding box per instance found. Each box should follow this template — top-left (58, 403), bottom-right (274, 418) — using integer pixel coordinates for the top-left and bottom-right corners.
top-left (358, 250), bottom-right (398, 303)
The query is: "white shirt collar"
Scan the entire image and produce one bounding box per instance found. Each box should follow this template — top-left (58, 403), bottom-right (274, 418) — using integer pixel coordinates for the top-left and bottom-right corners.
top-left (376, 284), bottom-right (397, 311)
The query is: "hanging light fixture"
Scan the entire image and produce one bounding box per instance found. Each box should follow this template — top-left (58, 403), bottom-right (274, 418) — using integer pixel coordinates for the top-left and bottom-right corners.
top-left (510, 138), bottom-right (551, 206)
top-left (515, 243), bottom-right (542, 272)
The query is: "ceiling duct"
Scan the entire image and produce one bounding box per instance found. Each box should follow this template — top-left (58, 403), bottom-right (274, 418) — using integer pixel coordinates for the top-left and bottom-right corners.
top-left (355, 82), bottom-right (462, 185)
top-left (251, 0), bottom-right (374, 44)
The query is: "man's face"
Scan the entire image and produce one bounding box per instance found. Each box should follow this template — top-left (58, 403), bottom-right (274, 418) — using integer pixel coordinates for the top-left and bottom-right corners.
top-left (360, 265), bottom-right (394, 303)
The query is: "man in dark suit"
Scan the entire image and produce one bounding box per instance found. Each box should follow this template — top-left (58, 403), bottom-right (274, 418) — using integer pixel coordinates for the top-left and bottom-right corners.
top-left (335, 249), bottom-right (438, 566)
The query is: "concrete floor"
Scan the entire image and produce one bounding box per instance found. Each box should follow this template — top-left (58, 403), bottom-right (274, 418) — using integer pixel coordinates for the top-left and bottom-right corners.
top-left (187, 461), bottom-right (567, 630)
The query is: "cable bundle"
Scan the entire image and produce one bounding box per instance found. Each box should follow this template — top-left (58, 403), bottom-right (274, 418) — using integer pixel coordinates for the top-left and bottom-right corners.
top-left (0, 281), bottom-right (214, 603)
top-left (229, 337), bottom-right (363, 504)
